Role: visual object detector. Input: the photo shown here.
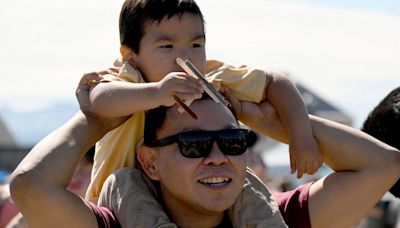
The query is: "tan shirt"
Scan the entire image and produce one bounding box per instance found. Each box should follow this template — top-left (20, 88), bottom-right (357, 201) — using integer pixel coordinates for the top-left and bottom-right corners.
top-left (98, 167), bottom-right (287, 227)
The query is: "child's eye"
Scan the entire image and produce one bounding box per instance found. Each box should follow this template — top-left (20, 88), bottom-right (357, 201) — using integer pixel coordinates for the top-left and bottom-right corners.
top-left (160, 44), bottom-right (173, 49)
top-left (192, 43), bottom-right (202, 48)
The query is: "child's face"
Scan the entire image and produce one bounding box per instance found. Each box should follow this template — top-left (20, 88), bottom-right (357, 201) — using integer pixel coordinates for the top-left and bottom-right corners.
top-left (131, 13), bottom-right (206, 82)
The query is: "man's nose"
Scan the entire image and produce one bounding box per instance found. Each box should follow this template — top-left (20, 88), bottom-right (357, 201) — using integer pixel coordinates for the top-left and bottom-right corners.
top-left (202, 142), bottom-right (228, 165)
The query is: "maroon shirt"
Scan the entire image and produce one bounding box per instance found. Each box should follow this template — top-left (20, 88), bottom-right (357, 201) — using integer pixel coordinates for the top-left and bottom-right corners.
top-left (274, 182), bottom-right (313, 228)
top-left (90, 183), bottom-right (312, 228)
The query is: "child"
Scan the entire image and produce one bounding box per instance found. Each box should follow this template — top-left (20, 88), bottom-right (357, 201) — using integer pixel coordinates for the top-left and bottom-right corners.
top-left (85, 0), bottom-right (322, 203)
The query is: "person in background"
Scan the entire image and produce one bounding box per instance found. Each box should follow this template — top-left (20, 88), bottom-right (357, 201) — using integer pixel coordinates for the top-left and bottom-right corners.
top-left (358, 86), bottom-right (400, 228)
top-left (0, 180), bottom-right (19, 228)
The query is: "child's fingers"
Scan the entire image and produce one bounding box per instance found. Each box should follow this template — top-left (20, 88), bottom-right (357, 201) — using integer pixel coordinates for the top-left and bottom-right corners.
top-left (180, 72), bottom-right (204, 91)
top-left (107, 67), bottom-right (120, 75)
top-left (169, 74), bottom-right (204, 94)
top-left (297, 161), bottom-right (304, 179)
top-left (77, 72), bottom-right (103, 89)
top-left (290, 153), bottom-right (296, 174)
top-left (313, 160), bottom-right (321, 174)
top-left (305, 160), bottom-right (314, 175)
top-left (174, 92), bottom-right (203, 101)
top-left (76, 72), bottom-right (102, 111)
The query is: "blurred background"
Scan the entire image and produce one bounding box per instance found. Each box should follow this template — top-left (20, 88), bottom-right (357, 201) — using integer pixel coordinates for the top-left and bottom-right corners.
top-left (0, 0), bottom-right (399, 177)
top-left (0, 0), bottom-right (399, 227)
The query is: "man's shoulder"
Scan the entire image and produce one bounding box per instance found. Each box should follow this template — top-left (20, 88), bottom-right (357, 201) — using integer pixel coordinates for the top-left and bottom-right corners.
top-left (112, 167), bottom-right (140, 179)
top-left (103, 168), bottom-right (148, 193)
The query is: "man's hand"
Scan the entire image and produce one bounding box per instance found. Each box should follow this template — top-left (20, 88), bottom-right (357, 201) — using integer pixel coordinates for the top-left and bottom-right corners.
top-left (75, 70), bottom-right (129, 133)
top-left (219, 86), bottom-right (275, 122)
top-left (220, 86), bottom-right (287, 140)
top-left (221, 86), bottom-right (322, 178)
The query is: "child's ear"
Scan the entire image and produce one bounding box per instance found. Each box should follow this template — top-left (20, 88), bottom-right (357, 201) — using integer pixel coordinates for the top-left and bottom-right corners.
top-left (120, 45), bottom-right (137, 66)
top-left (137, 146), bottom-right (160, 181)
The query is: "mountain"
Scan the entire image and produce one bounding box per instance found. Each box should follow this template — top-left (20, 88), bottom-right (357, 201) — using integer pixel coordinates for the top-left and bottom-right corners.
top-left (0, 100), bottom-right (79, 147)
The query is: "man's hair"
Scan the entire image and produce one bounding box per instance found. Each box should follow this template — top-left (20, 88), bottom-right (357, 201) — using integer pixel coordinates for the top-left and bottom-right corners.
top-left (119, 0), bottom-right (205, 53)
top-left (143, 94), bottom-right (237, 146)
top-left (361, 86), bottom-right (400, 197)
top-left (143, 104), bottom-right (168, 147)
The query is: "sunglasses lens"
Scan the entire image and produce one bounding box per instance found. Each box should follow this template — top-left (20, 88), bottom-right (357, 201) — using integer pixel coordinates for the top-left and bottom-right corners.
top-left (218, 130), bottom-right (248, 155)
top-left (178, 133), bottom-right (213, 158)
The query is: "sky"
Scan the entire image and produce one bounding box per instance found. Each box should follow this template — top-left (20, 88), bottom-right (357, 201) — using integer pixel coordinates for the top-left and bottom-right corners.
top-left (0, 0), bottom-right (399, 129)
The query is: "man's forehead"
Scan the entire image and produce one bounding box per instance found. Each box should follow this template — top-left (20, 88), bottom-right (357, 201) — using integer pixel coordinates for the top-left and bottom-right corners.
top-left (160, 101), bottom-right (238, 135)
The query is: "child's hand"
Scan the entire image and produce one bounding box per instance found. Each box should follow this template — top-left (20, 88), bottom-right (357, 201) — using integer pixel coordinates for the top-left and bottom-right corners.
top-left (289, 136), bottom-right (322, 178)
top-left (156, 72), bottom-right (204, 107)
top-left (221, 86), bottom-right (323, 178)
top-left (76, 71), bottom-right (130, 132)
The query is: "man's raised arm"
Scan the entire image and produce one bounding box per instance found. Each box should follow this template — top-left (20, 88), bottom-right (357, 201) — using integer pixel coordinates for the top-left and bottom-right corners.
top-left (222, 88), bottom-right (400, 228)
top-left (9, 73), bottom-right (128, 228)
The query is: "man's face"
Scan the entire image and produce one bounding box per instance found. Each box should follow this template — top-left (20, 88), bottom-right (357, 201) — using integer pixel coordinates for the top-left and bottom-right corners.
top-left (131, 13), bottom-right (206, 82)
top-left (149, 101), bottom-right (247, 215)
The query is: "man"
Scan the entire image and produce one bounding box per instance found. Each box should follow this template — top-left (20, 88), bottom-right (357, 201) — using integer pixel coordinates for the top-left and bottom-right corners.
top-left (9, 72), bottom-right (400, 227)
top-left (97, 87), bottom-right (400, 228)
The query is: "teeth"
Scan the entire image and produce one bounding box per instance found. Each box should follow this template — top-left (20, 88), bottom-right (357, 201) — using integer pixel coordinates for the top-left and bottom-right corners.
top-left (199, 177), bottom-right (229, 184)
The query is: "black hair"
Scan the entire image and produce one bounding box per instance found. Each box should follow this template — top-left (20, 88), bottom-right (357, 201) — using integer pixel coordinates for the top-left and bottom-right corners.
top-left (362, 86), bottom-right (400, 150)
top-left (119, 0), bottom-right (205, 53)
top-left (361, 86), bottom-right (400, 197)
top-left (143, 93), bottom-right (237, 146)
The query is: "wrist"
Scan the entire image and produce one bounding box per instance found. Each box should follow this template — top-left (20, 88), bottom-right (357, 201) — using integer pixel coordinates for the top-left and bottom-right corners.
top-left (150, 81), bottom-right (165, 107)
top-left (70, 111), bottom-right (108, 148)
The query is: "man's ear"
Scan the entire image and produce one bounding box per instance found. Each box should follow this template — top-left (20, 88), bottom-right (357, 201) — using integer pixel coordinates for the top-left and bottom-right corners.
top-left (137, 146), bottom-right (160, 181)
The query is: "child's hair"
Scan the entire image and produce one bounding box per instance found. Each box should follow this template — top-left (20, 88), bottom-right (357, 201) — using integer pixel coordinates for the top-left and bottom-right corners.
top-left (119, 0), bottom-right (205, 54)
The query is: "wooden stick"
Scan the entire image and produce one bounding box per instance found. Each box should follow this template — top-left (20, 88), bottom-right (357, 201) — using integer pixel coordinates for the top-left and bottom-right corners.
top-left (173, 95), bottom-right (198, 120)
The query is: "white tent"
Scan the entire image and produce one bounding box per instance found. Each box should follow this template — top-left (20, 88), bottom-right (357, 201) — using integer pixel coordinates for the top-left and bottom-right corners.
top-left (0, 118), bottom-right (16, 148)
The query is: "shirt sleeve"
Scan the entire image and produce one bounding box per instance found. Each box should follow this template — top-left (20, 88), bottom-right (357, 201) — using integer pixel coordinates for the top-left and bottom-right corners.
top-left (88, 202), bottom-right (120, 228)
top-left (205, 60), bottom-right (270, 103)
top-left (273, 182), bottom-right (313, 228)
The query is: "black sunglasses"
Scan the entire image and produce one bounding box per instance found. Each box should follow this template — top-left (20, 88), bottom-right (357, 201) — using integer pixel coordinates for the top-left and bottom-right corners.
top-left (147, 129), bottom-right (250, 158)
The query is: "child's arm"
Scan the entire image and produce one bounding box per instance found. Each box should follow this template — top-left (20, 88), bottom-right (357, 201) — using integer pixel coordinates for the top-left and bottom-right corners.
top-left (260, 71), bottom-right (322, 178)
top-left (219, 68), bottom-right (322, 178)
top-left (88, 72), bottom-right (204, 117)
